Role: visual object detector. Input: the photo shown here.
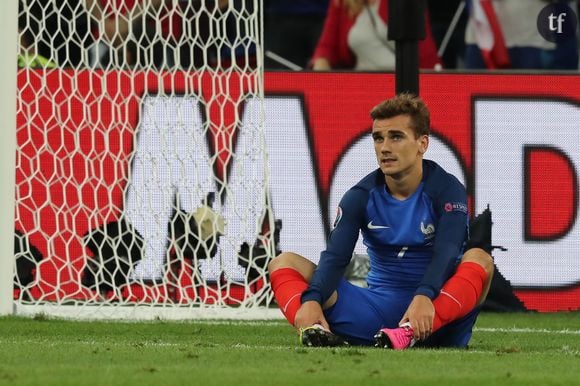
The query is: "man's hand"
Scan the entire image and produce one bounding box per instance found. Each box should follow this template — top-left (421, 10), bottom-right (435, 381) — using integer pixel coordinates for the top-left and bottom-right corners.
top-left (312, 58), bottom-right (331, 71)
top-left (294, 300), bottom-right (329, 331)
top-left (399, 295), bottom-right (435, 341)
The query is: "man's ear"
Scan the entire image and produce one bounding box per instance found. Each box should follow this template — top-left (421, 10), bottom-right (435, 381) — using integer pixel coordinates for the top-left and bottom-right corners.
top-left (419, 135), bottom-right (429, 154)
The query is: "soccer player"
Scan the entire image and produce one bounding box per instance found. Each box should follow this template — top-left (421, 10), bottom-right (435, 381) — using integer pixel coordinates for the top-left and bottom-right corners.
top-left (268, 93), bottom-right (494, 349)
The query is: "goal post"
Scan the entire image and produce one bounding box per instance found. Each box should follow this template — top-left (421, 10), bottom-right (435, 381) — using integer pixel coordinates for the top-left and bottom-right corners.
top-left (12, 0), bottom-right (282, 320)
top-left (0, 0), bottom-right (19, 316)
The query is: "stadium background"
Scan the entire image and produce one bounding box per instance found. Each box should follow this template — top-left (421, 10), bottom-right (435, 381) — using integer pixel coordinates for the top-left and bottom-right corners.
top-left (15, 70), bottom-right (580, 312)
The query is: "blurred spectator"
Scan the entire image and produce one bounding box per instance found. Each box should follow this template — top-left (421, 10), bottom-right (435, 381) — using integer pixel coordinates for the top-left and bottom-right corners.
top-left (212, 0), bottom-right (258, 70)
top-left (177, 0), bottom-right (220, 70)
top-left (171, 0), bottom-right (256, 71)
top-left (84, 0), bottom-right (181, 69)
top-left (427, 0), bottom-right (467, 69)
top-left (311, 0), bottom-right (441, 71)
top-left (85, 0), bottom-right (256, 71)
top-left (18, 0), bottom-right (90, 68)
top-left (464, 0), bottom-right (578, 70)
top-left (264, 0), bottom-right (329, 70)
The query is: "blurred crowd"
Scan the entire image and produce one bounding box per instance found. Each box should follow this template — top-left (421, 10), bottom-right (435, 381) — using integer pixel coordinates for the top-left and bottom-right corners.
top-left (17, 0), bottom-right (580, 71)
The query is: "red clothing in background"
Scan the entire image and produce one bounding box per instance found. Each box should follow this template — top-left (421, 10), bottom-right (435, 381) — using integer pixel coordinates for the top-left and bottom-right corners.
top-left (312, 0), bottom-right (441, 69)
top-left (93, 0), bottom-right (181, 40)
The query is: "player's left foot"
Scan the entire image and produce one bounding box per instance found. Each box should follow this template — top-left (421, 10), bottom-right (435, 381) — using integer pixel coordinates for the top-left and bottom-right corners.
top-left (374, 322), bottom-right (416, 350)
top-left (299, 324), bottom-right (349, 347)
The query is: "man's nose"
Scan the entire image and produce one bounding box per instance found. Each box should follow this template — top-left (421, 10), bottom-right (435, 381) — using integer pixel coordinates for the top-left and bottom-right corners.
top-left (380, 141), bottom-right (391, 153)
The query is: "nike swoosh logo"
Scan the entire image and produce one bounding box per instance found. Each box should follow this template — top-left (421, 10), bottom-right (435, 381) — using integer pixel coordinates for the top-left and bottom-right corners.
top-left (367, 221), bottom-right (389, 230)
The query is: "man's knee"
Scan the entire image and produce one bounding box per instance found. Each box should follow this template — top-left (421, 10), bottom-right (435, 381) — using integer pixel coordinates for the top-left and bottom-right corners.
top-left (268, 252), bottom-right (316, 280)
top-left (462, 248), bottom-right (494, 278)
top-left (267, 252), bottom-right (293, 273)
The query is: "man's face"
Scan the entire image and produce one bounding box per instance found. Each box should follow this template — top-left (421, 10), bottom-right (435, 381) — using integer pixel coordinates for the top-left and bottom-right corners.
top-left (372, 114), bottom-right (428, 178)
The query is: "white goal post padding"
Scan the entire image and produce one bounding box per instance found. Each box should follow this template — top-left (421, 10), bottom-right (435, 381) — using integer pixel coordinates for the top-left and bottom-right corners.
top-left (11, 0), bottom-right (279, 320)
top-left (0, 1), bottom-right (19, 316)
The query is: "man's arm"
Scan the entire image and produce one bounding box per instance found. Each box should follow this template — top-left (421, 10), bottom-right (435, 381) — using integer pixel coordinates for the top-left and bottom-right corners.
top-left (310, 1), bottom-right (344, 70)
top-left (300, 187), bottom-right (367, 314)
top-left (401, 173), bottom-right (468, 339)
top-left (415, 210), bottom-right (468, 299)
top-left (400, 210), bottom-right (467, 339)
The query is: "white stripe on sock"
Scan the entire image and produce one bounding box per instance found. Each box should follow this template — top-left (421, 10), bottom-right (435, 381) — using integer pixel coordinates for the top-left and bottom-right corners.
top-left (440, 290), bottom-right (462, 309)
top-left (282, 293), bottom-right (302, 314)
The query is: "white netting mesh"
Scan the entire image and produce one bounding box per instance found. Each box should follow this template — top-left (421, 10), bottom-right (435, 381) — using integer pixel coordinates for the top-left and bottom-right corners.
top-left (15, 0), bottom-right (277, 319)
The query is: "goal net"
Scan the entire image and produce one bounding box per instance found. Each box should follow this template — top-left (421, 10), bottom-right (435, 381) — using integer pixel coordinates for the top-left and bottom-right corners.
top-left (14, 0), bottom-right (279, 319)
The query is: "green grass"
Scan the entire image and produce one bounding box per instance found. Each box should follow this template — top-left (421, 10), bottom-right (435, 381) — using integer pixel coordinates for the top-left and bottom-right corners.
top-left (0, 312), bottom-right (579, 386)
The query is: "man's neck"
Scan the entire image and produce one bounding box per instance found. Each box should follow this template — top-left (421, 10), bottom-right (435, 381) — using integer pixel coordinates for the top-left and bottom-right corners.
top-left (385, 164), bottom-right (423, 200)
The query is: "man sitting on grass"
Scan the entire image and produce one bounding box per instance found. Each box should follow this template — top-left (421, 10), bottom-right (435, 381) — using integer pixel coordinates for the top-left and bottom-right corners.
top-left (268, 93), bottom-right (494, 349)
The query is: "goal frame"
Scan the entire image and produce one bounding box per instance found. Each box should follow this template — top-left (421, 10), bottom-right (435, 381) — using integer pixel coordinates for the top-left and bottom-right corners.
top-left (0, 1), bottom-right (18, 316)
top-left (7, 0), bottom-right (284, 320)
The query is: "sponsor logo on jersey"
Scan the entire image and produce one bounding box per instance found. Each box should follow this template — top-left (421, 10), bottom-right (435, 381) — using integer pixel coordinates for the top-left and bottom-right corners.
top-left (444, 202), bottom-right (468, 214)
top-left (367, 220), bottom-right (389, 230)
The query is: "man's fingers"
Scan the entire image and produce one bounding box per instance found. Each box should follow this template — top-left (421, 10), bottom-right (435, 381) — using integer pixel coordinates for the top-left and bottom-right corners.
top-left (414, 321), bottom-right (423, 340)
top-left (399, 314), bottom-right (409, 326)
top-left (410, 319), bottom-right (432, 341)
top-left (420, 325), bottom-right (432, 341)
top-left (418, 327), bottom-right (431, 341)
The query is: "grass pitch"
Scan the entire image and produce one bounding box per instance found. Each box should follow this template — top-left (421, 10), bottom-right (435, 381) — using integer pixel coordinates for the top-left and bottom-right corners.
top-left (0, 312), bottom-right (578, 386)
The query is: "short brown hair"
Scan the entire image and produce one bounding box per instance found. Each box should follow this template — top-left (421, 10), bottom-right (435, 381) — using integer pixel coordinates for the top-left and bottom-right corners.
top-left (370, 93), bottom-right (430, 137)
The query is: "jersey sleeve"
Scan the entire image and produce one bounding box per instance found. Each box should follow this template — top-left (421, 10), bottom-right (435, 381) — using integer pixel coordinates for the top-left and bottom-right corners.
top-left (415, 175), bottom-right (468, 299)
top-left (301, 187), bottom-right (367, 305)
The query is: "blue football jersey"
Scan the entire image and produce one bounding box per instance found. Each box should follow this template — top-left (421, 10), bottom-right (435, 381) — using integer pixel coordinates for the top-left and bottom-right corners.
top-left (302, 160), bottom-right (468, 305)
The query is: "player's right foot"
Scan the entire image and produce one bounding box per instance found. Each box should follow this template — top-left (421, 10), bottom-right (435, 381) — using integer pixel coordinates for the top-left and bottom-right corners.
top-left (299, 324), bottom-right (349, 347)
top-left (373, 322), bottom-right (416, 350)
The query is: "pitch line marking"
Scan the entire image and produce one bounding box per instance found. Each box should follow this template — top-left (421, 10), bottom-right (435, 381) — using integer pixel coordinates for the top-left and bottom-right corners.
top-left (193, 321), bottom-right (580, 335)
top-left (473, 327), bottom-right (580, 335)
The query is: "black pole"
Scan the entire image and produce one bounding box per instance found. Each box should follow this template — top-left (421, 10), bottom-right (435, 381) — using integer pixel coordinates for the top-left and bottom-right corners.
top-left (388, 0), bottom-right (426, 96)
